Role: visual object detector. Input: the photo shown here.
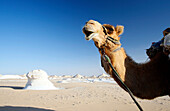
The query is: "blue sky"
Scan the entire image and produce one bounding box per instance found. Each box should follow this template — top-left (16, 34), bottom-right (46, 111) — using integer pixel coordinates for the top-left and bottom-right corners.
top-left (0, 0), bottom-right (169, 76)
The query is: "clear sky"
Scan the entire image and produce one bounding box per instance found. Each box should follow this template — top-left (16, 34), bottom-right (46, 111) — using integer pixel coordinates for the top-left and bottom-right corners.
top-left (0, 0), bottom-right (170, 76)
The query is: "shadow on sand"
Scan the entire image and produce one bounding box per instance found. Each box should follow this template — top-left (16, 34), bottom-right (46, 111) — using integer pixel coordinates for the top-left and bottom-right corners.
top-left (0, 106), bottom-right (54, 111)
top-left (0, 86), bottom-right (24, 89)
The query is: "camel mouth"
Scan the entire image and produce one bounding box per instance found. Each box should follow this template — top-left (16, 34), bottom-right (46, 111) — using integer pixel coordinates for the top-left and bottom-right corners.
top-left (84, 30), bottom-right (93, 37)
top-left (83, 27), bottom-right (97, 41)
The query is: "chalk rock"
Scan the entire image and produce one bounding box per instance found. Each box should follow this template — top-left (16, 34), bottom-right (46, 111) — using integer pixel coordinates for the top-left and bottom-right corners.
top-left (73, 74), bottom-right (84, 79)
top-left (49, 75), bottom-right (58, 79)
top-left (90, 75), bottom-right (97, 79)
top-left (62, 75), bottom-right (73, 78)
top-left (98, 73), bottom-right (110, 78)
top-left (24, 69), bottom-right (57, 90)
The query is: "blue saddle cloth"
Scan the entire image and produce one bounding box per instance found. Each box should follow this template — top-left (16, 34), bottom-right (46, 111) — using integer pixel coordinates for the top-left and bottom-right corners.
top-left (146, 40), bottom-right (164, 59)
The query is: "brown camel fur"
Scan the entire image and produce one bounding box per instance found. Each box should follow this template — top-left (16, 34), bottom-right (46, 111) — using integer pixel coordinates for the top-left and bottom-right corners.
top-left (82, 20), bottom-right (170, 99)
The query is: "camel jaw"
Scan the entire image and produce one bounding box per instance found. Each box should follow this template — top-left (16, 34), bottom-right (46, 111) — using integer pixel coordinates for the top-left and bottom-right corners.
top-left (85, 33), bottom-right (99, 41)
top-left (83, 27), bottom-right (99, 41)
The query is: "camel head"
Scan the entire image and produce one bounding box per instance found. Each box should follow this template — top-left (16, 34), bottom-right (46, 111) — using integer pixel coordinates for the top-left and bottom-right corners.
top-left (82, 20), bottom-right (124, 50)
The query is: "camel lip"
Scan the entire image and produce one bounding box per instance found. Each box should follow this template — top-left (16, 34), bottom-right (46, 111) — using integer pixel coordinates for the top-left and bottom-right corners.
top-left (85, 33), bottom-right (99, 41)
top-left (85, 31), bottom-right (93, 38)
top-left (85, 33), bottom-right (93, 40)
top-left (83, 27), bottom-right (95, 41)
top-left (83, 27), bottom-right (93, 35)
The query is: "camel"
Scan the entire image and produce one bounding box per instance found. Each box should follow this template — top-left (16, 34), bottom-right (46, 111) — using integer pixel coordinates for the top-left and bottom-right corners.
top-left (82, 20), bottom-right (170, 99)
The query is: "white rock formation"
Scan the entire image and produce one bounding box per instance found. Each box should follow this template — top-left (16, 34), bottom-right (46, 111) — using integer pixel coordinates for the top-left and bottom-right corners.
top-left (90, 75), bottom-right (97, 79)
top-left (24, 69), bottom-right (57, 90)
top-left (98, 73), bottom-right (110, 78)
top-left (62, 75), bottom-right (73, 78)
top-left (49, 75), bottom-right (58, 79)
top-left (73, 74), bottom-right (84, 79)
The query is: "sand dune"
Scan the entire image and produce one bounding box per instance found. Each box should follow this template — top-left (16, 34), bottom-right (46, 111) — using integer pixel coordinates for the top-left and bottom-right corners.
top-left (0, 76), bottom-right (169, 111)
top-left (0, 75), bottom-right (24, 79)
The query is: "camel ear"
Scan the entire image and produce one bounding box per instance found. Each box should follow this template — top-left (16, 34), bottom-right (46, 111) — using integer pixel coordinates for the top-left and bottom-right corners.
top-left (115, 25), bottom-right (124, 36)
top-left (103, 24), bottom-right (115, 34)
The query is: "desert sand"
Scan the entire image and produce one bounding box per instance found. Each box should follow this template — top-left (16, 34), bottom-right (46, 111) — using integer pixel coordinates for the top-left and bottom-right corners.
top-left (0, 75), bottom-right (169, 111)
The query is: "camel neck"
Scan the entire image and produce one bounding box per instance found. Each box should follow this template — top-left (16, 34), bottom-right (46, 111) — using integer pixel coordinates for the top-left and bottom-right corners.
top-left (104, 47), bottom-right (128, 81)
top-left (103, 47), bottom-right (147, 95)
top-left (103, 48), bottom-right (145, 97)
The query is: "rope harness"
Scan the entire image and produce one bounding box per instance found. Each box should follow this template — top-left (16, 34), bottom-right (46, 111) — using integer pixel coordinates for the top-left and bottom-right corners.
top-left (101, 26), bottom-right (143, 111)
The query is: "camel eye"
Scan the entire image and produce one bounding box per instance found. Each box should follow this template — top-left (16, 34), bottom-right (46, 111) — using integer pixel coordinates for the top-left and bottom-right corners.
top-left (89, 22), bottom-right (94, 25)
top-left (109, 28), bottom-right (114, 31)
top-left (108, 28), bottom-right (114, 34)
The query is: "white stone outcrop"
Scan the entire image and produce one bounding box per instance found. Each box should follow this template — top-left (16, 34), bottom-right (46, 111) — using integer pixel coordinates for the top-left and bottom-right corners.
top-left (24, 69), bottom-right (57, 90)
top-left (73, 74), bottom-right (84, 79)
top-left (98, 73), bottom-right (110, 78)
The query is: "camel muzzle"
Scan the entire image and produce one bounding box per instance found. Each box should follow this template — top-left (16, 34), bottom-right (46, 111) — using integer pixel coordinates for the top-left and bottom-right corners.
top-left (82, 27), bottom-right (93, 38)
